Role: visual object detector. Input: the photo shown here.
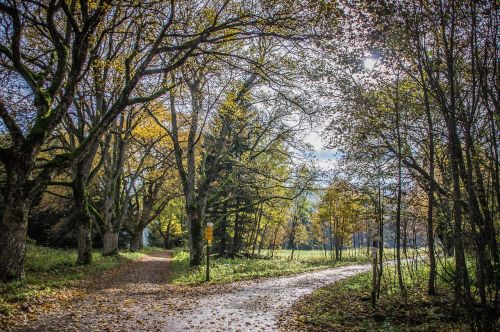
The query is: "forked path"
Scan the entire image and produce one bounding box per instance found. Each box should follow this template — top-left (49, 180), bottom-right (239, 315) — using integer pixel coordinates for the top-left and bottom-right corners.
top-left (19, 251), bottom-right (371, 332)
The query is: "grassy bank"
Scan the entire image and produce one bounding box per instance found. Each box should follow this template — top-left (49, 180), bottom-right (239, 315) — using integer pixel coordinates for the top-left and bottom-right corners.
top-left (0, 244), bottom-right (155, 315)
top-left (168, 248), bottom-right (373, 285)
top-left (281, 261), bottom-right (471, 331)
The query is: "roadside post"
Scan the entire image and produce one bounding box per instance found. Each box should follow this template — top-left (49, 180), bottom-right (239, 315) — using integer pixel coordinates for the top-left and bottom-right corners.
top-left (371, 234), bottom-right (380, 306)
top-left (204, 222), bottom-right (213, 282)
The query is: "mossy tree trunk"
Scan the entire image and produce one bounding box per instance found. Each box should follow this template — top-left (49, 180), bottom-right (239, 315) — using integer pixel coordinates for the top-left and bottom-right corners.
top-left (72, 146), bottom-right (100, 265)
top-left (0, 173), bottom-right (30, 281)
top-left (73, 181), bottom-right (93, 265)
top-left (102, 230), bottom-right (120, 256)
top-left (130, 230), bottom-right (144, 252)
top-left (186, 199), bottom-right (204, 266)
top-left (0, 148), bottom-right (38, 281)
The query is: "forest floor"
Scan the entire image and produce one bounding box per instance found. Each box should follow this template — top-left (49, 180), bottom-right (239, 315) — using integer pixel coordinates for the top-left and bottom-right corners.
top-left (3, 249), bottom-right (373, 332)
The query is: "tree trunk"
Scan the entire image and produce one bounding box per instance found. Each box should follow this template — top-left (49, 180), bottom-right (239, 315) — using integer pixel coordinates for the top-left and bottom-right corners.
top-left (336, 217), bottom-right (341, 261)
top-left (463, 123), bottom-right (493, 328)
top-left (72, 139), bottom-right (101, 265)
top-left (258, 221), bottom-right (268, 256)
top-left (271, 227), bottom-right (279, 258)
top-left (187, 200), bottom-right (203, 266)
top-left (339, 237), bottom-right (343, 260)
top-left (232, 199), bottom-right (241, 255)
top-left (164, 218), bottom-right (173, 249)
top-left (102, 230), bottom-right (119, 256)
top-left (218, 201), bottom-right (228, 257)
top-left (435, 208), bottom-right (455, 257)
top-left (76, 212), bottom-right (92, 265)
top-left (251, 206), bottom-right (263, 256)
top-left (334, 235), bottom-right (340, 261)
top-left (130, 230), bottom-right (143, 252)
top-left (448, 123), bottom-right (470, 308)
top-left (329, 208), bottom-right (334, 260)
top-left (73, 166), bottom-right (93, 265)
top-left (416, 31), bottom-right (438, 295)
top-left (366, 219), bottom-right (370, 255)
top-left (0, 201), bottom-right (29, 281)
top-left (425, 88), bottom-right (437, 295)
top-left (0, 159), bottom-right (32, 282)
top-left (289, 216), bottom-right (297, 260)
top-left (394, 76), bottom-right (405, 294)
top-left (377, 181), bottom-right (384, 298)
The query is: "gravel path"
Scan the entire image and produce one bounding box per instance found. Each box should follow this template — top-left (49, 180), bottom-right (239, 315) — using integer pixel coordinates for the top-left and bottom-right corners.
top-left (16, 251), bottom-right (371, 332)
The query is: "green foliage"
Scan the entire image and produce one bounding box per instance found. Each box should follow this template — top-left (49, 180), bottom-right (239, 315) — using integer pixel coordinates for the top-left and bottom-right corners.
top-left (148, 198), bottom-right (186, 247)
top-left (169, 248), bottom-right (372, 285)
top-left (314, 180), bottom-right (366, 248)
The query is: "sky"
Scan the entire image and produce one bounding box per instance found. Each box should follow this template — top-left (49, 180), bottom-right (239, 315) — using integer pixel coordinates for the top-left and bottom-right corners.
top-left (302, 123), bottom-right (341, 182)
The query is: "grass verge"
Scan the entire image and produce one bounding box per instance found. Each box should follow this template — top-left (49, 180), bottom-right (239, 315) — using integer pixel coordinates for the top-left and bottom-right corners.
top-left (280, 261), bottom-right (471, 331)
top-left (0, 244), bottom-right (156, 316)
top-left (169, 248), bottom-right (372, 285)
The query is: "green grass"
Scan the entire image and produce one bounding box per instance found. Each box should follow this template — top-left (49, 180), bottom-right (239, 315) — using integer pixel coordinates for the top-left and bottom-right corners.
top-left (169, 248), bottom-right (373, 285)
top-left (272, 248), bottom-right (424, 261)
top-left (283, 260), bottom-right (471, 331)
top-left (0, 244), bottom-right (155, 315)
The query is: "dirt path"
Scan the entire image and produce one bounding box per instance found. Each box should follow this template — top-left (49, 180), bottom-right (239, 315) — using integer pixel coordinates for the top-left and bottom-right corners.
top-left (17, 251), bottom-right (371, 332)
